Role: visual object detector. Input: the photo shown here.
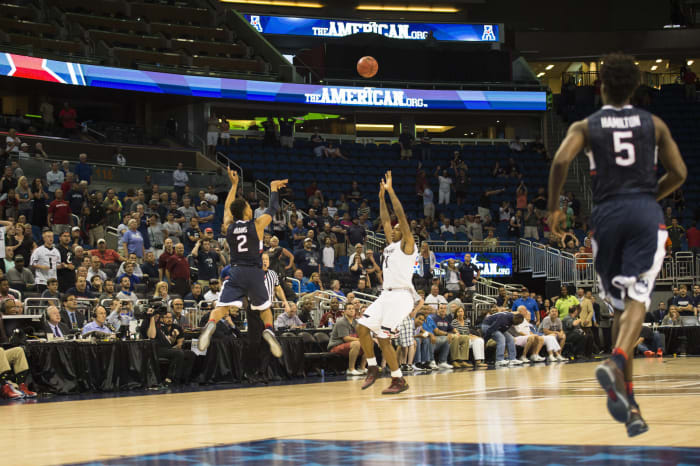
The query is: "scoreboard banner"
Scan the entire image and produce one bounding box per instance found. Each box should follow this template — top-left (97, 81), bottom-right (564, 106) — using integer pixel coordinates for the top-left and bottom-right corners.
top-left (0, 52), bottom-right (545, 110)
top-left (414, 252), bottom-right (513, 277)
top-left (244, 15), bottom-right (501, 42)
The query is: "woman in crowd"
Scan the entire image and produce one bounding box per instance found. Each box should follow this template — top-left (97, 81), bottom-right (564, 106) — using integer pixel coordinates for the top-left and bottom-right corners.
top-left (450, 304), bottom-right (487, 368)
top-left (153, 281), bottom-right (171, 304)
top-left (16, 176), bottom-right (32, 220)
top-left (662, 307), bottom-right (683, 326)
top-left (121, 218), bottom-right (145, 260)
top-left (13, 223), bottom-right (36, 262)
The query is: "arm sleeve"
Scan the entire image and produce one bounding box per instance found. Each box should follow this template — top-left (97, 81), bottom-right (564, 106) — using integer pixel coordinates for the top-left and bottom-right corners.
top-left (264, 191), bottom-right (280, 217)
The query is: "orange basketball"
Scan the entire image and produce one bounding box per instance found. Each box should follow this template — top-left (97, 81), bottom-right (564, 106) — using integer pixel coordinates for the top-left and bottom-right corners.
top-left (357, 56), bottom-right (378, 78)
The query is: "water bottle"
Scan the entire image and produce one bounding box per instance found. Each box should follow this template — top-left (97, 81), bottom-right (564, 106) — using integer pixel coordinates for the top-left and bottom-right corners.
top-left (244, 320), bottom-right (248, 331)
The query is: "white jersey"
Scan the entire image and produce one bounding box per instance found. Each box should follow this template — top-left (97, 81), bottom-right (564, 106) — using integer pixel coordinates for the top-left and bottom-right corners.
top-left (30, 245), bottom-right (61, 285)
top-left (382, 241), bottom-right (418, 290)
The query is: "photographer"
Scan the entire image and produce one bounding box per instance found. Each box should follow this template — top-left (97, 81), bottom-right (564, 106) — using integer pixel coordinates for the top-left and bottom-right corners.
top-left (139, 303), bottom-right (193, 385)
top-left (106, 300), bottom-right (134, 333)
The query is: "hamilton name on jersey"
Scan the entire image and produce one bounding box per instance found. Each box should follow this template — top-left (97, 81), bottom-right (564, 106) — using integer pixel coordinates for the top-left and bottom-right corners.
top-left (599, 115), bottom-right (641, 129)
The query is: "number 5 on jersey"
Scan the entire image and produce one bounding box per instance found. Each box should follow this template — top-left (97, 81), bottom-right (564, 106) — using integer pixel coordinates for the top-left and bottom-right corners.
top-left (613, 131), bottom-right (635, 166)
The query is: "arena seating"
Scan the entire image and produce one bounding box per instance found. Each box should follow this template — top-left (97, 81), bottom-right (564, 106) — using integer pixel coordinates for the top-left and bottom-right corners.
top-left (221, 138), bottom-right (549, 230)
top-left (1, 0), bottom-right (272, 76)
top-left (649, 84), bottom-right (700, 226)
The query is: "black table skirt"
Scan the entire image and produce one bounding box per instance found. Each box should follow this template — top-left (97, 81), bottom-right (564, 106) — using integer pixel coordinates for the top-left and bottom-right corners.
top-left (25, 340), bottom-right (161, 394)
top-left (658, 326), bottom-right (700, 355)
top-left (25, 336), bottom-right (306, 394)
top-left (193, 336), bottom-right (305, 384)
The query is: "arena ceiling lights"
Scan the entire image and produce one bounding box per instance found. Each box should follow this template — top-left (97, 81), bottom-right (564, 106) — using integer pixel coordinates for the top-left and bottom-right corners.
top-left (356, 4), bottom-right (459, 13)
top-left (220, 0), bottom-right (324, 8)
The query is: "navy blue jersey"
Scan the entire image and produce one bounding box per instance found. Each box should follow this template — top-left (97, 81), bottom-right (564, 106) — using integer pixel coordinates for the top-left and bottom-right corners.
top-left (226, 220), bottom-right (262, 267)
top-left (585, 105), bottom-right (658, 203)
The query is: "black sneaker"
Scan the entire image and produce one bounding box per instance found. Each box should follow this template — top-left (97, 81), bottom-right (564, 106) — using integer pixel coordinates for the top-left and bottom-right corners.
top-left (626, 406), bottom-right (649, 437)
top-left (403, 364), bottom-right (414, 373)
top-left (197, 321), bottom-right (217, 351)
top-left (420, 362), bottom-right (433, 372)
top-left (262, 328), bottom-right (283, 358)
top-left (595, 359), bottom-right (630, 423)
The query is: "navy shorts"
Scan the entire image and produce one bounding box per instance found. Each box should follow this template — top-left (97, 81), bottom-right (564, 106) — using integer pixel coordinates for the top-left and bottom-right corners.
top-left (590, 194), bottom-right (667, 309)
top-left (217, 266), bottom-right (271, 310)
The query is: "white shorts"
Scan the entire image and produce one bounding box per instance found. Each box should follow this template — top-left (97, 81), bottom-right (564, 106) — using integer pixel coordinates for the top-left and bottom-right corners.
top-left (357, 289), bottom-right (414, 339)
top-left (207, 131), bottom-right (219, 145)
top-left (220, 132), bottom-right (230, 140)
top-left (515, 335), bottom-right (532, 347)
top-left (542, 334), bottom-right (561, 352)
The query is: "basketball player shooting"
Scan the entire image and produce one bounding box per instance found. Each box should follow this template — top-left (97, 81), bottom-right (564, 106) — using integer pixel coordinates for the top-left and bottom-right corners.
top-left (357, 170), bottom-right (418, 395)
top-left (198, 167), bottom-right (288, 359)
top-left (547, 53), bottom-right (687, 436)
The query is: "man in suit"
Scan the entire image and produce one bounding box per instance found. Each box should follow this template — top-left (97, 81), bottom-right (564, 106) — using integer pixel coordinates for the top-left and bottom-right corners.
top-left (43, 305), bottom-right (71, 338)
top-left (59, 294), bottom-right (86, 330)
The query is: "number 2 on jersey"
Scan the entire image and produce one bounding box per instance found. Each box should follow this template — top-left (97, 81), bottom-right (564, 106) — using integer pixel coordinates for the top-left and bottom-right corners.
top-left (236, 234), bottom-right (248, 253)
top-left (613, 131), bottom-right (635, 166)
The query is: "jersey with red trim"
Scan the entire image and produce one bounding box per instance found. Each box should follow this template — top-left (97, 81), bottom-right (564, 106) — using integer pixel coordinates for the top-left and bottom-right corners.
top-left (585, 105), bottom-right (658, 203)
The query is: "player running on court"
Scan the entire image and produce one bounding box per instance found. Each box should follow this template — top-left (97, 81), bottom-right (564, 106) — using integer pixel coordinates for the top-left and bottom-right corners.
top-left (357, 170), bottom-right (418, 395)
top-left (198, 168), bottom-right (288, 358)
top-left (547, 53), bottom-right (686, 436)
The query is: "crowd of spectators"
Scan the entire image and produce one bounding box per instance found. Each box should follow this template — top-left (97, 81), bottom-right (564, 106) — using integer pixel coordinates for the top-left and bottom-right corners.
top-left (0, 122), bottom-right (697, 398)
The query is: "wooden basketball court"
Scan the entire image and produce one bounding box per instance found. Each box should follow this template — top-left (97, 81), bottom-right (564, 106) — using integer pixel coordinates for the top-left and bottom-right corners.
top-left (3, 358), bottom-right (700, 465)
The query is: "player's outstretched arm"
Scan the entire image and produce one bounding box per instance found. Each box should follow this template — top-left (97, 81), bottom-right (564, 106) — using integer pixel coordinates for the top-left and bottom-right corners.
top-left (222, 167), bottom-right (239, 234)
top-left (653, 115), bottom-right (687, 201)
top-left (547, 120), bottom-right (587, 237)
top-left (255, 179), bottom-right (288, 239)
top-left (383, 170), bottom-right (415, 254)
top-left (378, 180), bottom-right (392, 240)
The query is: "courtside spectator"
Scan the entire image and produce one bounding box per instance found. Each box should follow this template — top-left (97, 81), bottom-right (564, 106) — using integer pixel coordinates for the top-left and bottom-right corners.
top-left (274, 302), bottom-right (304, 330)
top-left (422, 306), bottom-right (452, 369)
top-left (481, 310), bottom-right (524, 367)
top-left (328, 303), bottom-right (367, 375)
top-left (450, 304), bottom-right (487, 368)
top-left (541, 308), bottom-right (567, 360)
top-left (0, 344), bottom-right (36, 399)
top-left (412, 312), bottom-right (433, 372)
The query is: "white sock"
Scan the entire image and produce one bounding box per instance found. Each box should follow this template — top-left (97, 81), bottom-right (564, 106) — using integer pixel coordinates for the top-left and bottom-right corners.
top-left (391, 369), bottom-right (403, 378)
top-left (367, 357), bottom-right (377, 366)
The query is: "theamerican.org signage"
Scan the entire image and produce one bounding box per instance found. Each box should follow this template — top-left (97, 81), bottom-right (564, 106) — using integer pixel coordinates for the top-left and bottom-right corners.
top-left (0, 52), bottom-right (545, 111)
top-left (305, 86), bottom-right (427, 108)
top-left (245, 15), bottom-right (501, 42)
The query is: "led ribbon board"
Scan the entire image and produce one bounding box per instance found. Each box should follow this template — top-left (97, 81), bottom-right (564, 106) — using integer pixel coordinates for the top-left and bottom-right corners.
top-left (245, 15), bottom-right (501, 42)
top-left (414, 252), bottom-right (513, 277)
top-left (0, 52), bottom-right (545, 110)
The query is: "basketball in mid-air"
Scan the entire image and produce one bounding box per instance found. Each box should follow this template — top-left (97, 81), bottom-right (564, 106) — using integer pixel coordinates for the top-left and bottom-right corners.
top-left (357, 56), bottom-right (378, 78)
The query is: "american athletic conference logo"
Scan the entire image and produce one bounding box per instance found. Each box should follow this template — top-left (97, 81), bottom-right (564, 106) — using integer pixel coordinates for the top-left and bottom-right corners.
top-left (250, 16), bottom-right (263, 33)
top-left (482, 25), bottom-right (496, 41)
